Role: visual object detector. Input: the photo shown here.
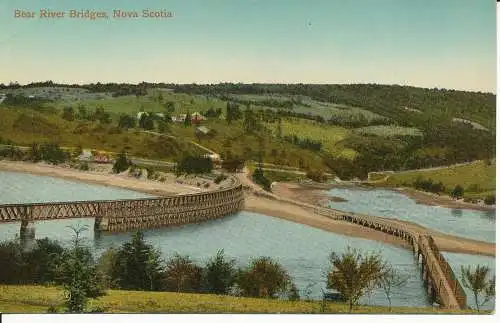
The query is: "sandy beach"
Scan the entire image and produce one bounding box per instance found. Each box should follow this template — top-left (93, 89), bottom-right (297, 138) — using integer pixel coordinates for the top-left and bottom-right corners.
top-left (0, 160), bottom-right (209, 196)
top-left (0, 161), bottom-right (495, 257)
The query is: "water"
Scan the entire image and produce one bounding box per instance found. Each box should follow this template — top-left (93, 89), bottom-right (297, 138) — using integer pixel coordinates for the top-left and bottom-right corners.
top-left (327, 188), bottom-right (495, 243)
top-left (0, 171), bottom-right (152, 204)
top-left (0, 212), bottom-right (431, 308)
top-left (0, 171), bottom-right (495, 309)
top-left (441, 252), bottom-right (496, 310)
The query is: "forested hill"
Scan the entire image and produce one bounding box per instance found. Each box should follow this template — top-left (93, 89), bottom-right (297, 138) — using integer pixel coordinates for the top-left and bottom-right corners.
top-left (1, 81), bottom-right (495, 182)
top-left (170, 83), bottom-right (496, 131)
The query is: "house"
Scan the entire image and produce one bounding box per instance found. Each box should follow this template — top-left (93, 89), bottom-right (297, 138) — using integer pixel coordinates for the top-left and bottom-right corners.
top-left (172, 114), bottom-right (187, 123)
top-left (196, 126), bottom-right (211, 136)
top-left (136, 111), bottom-right (148, 120)
top-left (0, 94), bottom-right (6, 104)
top-left (203, 153), bottom-right (221, 162)
top-left (93, 152), bottom-right (111, 164)
top-left (191, 112), bottom-right (206, 123)
top-left (77, 150), bottom-right (93, 162)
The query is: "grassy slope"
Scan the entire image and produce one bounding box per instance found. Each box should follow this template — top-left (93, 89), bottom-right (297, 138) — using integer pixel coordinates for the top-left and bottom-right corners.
top-left (0, 107), bottom-right (199, 161)
top-left (0, 285), bottom-right (484, 314)
top-left (372, 160), bottom-right (495, 198)
top-left (265, 119), bottom-right (357, 159)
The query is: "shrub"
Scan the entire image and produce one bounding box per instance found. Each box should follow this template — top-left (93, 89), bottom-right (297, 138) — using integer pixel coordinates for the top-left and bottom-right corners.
top-left (484, 195), bottom-right (495, 205)
top-left (214, 174), bottom-right (228, 184)
top-left (306, 170), bottom-right (327, 183)
top-left (112, 151), bottom-right (130, 174)
top-left (252, 168), bottom-right (271, 191)
top-left (236, 256), bottom-right (293, 299)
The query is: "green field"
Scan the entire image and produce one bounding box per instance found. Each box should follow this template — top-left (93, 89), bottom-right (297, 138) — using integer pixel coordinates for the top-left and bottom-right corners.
top-left (353, 125), bottom-right (423, 137)
top-left (0, 285), bottom-right (484, 314)
top-left (266, 119), bottom-right (357, 159)
top-left (53, 89), bottom-right (227, 118)
top-left (371, 160), bottom-right (496, 198)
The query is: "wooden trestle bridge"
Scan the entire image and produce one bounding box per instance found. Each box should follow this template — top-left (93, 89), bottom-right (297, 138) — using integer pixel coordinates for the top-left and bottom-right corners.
top-left (0, 175), bottom-right (466, 310)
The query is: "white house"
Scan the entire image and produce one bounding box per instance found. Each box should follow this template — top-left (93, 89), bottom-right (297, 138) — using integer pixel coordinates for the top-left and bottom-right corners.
top-left (78, 149), bottom-right (93, 162)
top-left (203, 153), bottom-right (221, 162)
top-left (0, 94), bottom-right (6, 104)
top-left (136, 112), bottom-right (148, 120)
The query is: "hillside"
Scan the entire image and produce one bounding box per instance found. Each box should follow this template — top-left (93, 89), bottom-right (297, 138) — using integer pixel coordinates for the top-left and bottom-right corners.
top-left (369, 160), bottom-right (496, 200)
top-left (0, 83), bottom-right (495, 183)
top-left (0, 107), bottom-right (200, 161)
top-left (0, 285), bottom-right (484, 314)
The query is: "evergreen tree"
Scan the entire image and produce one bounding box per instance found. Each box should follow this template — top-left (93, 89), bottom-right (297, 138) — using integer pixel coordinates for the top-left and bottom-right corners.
top-left (110, 231), bottom-right (164, 291)
top-left (112, 151), bottom-right (130, 174)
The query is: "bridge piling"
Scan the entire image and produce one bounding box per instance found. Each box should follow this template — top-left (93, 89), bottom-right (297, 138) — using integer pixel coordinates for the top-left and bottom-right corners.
top-left (19, 219), bottom-right (35, 250)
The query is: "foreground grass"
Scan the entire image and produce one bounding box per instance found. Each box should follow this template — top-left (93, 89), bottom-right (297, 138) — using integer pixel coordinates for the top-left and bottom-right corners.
top-left (370, 160), bottom-right (495, 199)
top-left (0, 285), bottom-right (487, 314)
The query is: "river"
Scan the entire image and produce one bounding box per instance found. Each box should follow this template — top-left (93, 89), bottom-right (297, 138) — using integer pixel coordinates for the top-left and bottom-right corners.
top-left (0, 171), bottom-right (495, 309)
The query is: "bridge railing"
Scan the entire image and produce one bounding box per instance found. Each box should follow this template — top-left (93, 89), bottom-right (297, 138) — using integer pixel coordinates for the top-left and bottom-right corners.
top-left (427, 236), bottom-right (467, 309)
top-left (418, 235), bottom-right (461, 309)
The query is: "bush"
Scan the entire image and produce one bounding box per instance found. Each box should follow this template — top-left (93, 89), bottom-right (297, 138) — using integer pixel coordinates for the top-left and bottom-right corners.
top-left (176, 155), bottom-right (213, 175)
top-left (202, 249), bottom-right (237, 295)
top-left (112, 151), bottom-right (130, 174)
top-left (78, 162), bottom-right (89, 171)
top-left (163, 254), bottom-right (202, 293)
top-left (236, 256), bottom-right (293, 299)
top-left (252, 168), bottom-right (271, 191)
top-left (214, 174), bottom-right (227, 184)
top-left (306, 170), bottom-right (327, 183)
top-left (484, 195), bottom-right (495, 205)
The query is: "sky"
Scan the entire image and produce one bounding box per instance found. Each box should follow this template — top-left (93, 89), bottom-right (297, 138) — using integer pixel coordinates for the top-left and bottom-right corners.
top-left (0, 0), bottom-right (496, 92)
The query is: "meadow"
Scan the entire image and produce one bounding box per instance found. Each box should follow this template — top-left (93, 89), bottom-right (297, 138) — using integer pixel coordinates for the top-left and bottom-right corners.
top-left (353, 125), bottom-right (423, 137)
top-left (371, 160), bottom-right (495, 199)
top-left (0, 285), bottom-right (484, 314)
top-left (265, 118), bottom-right (357, 159)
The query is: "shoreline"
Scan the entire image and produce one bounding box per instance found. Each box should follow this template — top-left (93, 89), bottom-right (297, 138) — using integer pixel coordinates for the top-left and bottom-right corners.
top-left (0, 161), bottom-right (495, 257)
top-left (0, 160), bottom-right (209, 197)
top-left (298, 181), bottom-right (495, 212)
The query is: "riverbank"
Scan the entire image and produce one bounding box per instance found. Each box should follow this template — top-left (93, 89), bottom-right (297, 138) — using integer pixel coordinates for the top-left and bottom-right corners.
top-left (395, 187), bottom-right (495, 212)
top-left (0, 161), bottom-right (495, 257)
top-left (0, 160), bottom-right (216, 197)
top-left (291, 181), bottom-right (495, 212)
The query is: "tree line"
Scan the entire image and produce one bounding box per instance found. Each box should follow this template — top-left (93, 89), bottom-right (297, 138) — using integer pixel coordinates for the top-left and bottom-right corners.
top-left (0, 229), bottom-right (495, 313)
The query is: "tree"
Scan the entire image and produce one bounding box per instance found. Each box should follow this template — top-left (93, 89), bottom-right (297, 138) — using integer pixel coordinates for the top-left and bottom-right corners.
top-left (252, 167), bottom-right (271, 191)
top-left (176, 155), bottom-right (213, 175)
top-left (450, 185), bottom-right (465, 200)
top-left (56, 225), bottom-right (104, 313)
top-left (94, 107), bottom-right (111, 124)
top-left (327, 247), bottom-right (387, 312)
top-left (61, 107), bottom-right (75, 121)
top-left (377, 266), bottom-right (408, 311)
top-left (25, 238), bottom-right (65, 284)
top-left (221, 156), bottom-right (245, 173)
top-left (163, 253), bottom-right (202, 293)
top-left (184, 111), bottom-right (192, 127)
top-left (28, 143), bottom-right (42, 162)
top-left (139, 113), bottom-right (154, 130)
top-left (77, 105), bottom-right (88, 120)
top-left (460, 265), bottom-right (495, 312)
top-left (243, 107), bottom-right (259, 134)
top-left (112, 150), bottom-right (130, 174)
top-left (164, 101), bottom-right (175, 114)
top-left (39, 143), bottom-right (69, 165)
top-left (109, 231), bottom-right (164, 291)
top-left (237, 256), bottom-right (293, 298)
top-left (118, 114), bottom-right (136, 129)
top-left (202, 249), bottom-right (237, 295)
